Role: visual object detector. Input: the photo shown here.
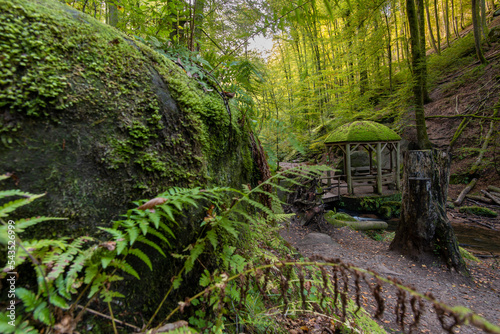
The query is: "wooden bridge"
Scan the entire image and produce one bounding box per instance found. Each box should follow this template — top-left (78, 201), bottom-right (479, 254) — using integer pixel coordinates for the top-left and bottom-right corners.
top-left (319, 167), bottom-right (398, 203)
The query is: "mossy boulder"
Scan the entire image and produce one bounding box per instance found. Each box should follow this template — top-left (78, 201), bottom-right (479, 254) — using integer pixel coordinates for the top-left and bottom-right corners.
top-left (0, 0), bottom-right (263, 320)
top-left (0, 0), bottom-right (258, 229)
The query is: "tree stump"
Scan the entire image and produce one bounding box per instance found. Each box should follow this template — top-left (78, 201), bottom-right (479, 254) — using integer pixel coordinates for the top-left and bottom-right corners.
top-left (390, 149), bottom-right (468, 275)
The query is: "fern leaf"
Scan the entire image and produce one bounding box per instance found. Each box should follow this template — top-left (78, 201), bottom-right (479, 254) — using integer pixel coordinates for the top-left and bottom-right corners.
top-left (15, 216), bottom-right (67, 232)
top-left (49, 293), bottom-right (69, 309)
top-left (127, 226), bottom-right (140, 245)
top-left (48, 237), bottom-right (92, 281)
top-left (0, 189), bottom-right (35, 198)
top-left (218, 218), bottom-right (240, 239)
top-left (16, 288), bottom-right (38, 312)
top-left (185, 241), bottom-right (205, 273)
top-left (99, 227), bottom-right (125, 242)
top-left (158, 221), bottom-right (176, 239)
top-left (147, 211), bottom-right (161, 229)
top-left (135, 235), bottom-right (166, 257)
top-left (205, 229), bottom-right (218, 250)
top-left (146, 227), bottom-right (171, 246)
top-left (84, 264), bottom-right (100, 284)
top-left (240, 196), bottom-right (274, 216)
top-left (64, 246), bottom-right (98, 291)
top-left (55, 275), bottom-right (71, 300)
top-left (158, 204), bottom-right (176, 222)
top-left (129, 248), bottom-right (153, 270)
top-left (0, 194), bottom-right (45, 217)
top-left (33, 301), bottom-right (54, 325)
top-left (110, 259), bottom-right (140, 279)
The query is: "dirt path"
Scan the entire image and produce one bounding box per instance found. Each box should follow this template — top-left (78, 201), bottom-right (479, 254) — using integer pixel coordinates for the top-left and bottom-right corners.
top-left (279, 218), bottom-right (500, 333)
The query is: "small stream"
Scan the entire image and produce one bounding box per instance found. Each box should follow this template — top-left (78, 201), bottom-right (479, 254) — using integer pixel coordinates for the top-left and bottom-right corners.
top-left (334, 209), bottom-right (500, 255)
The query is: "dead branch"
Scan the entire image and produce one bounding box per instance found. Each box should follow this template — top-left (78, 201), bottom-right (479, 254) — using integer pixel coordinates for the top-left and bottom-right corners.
top-left (454, 178), bottom-right (477, 206)
top-left (481, 190), bottom-right (500, 205)
top-left (487, 185), bottom-right (500, 193)
top-left (465, 194), bottom-right (493, 204)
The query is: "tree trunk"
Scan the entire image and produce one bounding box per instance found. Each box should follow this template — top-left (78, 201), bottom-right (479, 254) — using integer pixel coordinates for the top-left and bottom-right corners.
top-left (107, 0), bottom-right (119, 27)
top-left (390, 150), bottom-right (469, 276)
top-left (426, 0), bottom-right (439, 54)
top-left (480, 0), bottom-right (488, 39)
top-left (472, 0), bottom-right (488, 63)
top-left (434, 0), bottom-right (442, 53)
top-left (384, 12), bottom-right (393, 92)
top-left (443, 0), bottom-right (451, 47)
top-left (417, 0), bottom-right (431, 103)
top-left (407, 0), bottom-right (432, 148)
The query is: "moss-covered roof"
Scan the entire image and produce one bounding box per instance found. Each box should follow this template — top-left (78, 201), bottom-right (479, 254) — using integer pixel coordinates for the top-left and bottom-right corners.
top-left (324, 121), bottom-right (401, 144)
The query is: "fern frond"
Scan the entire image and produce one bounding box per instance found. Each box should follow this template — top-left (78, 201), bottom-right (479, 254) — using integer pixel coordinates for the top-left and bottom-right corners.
top-left (126, 226), bottom-right (140, 245)
top-left (146, 227), bottom-right (171, 247)
top-left (158, 221), bottom-right (175, 239)
top-left (147, 211), bottom-right (161, 229)
top-left (109, 259), bottom-right (140, 279)
top-left (239, 196), bottom-right (274, 217)
top-left (271, 213), bottom-right (296, 223)
top-left (129, 248), bottom-right (153, 270)
top-left (64, 246), bottom-right (99, 291)
top-left (0, 189), bottom-right (35, 199)
top-left (0, 194), bottom-right (45, 217)
top-left (185, 242), bottom-right (205, 273)
top-left (218, 218), bottom-right (240, 239)
top-left (135, 235), bottom-right (166, 257)
top-left (47, 237), bottom-right (93, 281)
top-left (15, 216), bottom-right (67, 232)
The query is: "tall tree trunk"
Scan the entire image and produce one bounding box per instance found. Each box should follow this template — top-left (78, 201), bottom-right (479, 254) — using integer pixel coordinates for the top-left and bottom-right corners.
top-left (417, 0), bottom-right (431, 103)
top-left (390, 150), bottom-right (469, 276)
top-left (460, 0), bottom-right (465, 29)
top-left (407, 0), bottom-right (432, 148)
top-left (481, 0), bottom-right (488, 40)
top-left (472, 0), bottom-right (488, 63)
top-left (426, 0), bottom-right (439, 54)
top-left (443, 0), bottom-right (451, 47)
top-left (451, 0), bottom-right (460, 38)
top-left (434, 0), bottom-right (442, 52)
top-left (384, 12), bottom-right (393, 92)
top-left (107, 0), bottom-right (119, 27)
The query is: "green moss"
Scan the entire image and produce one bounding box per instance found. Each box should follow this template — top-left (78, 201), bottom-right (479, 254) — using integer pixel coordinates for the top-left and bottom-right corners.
top-left (459, 247), bottom-right (480, 263)
top-left (459, 206), bottom-right (498, 218)
top-left (324, 121), bottom-right (401, 144)
top-left (324, 211), bottom-right (357, 221)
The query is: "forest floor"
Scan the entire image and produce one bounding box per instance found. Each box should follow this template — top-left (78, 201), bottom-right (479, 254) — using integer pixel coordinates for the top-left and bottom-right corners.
top-left (279, 219), bottom-right (500, 333)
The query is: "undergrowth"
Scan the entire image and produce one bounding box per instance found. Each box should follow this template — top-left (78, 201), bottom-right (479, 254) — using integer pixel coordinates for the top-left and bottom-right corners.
top-left (1, 167), bottom-right (499, 334)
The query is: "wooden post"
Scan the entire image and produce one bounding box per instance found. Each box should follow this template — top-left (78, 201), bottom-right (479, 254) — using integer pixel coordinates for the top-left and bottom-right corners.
top-left (346, 144), bottom-right (352, 194)
top-left (376, 142), bottom-right (383, 194)
top-left (396, 142), bottom-right (401, 191)
top-left (369, 148), bottom-right (373, 174)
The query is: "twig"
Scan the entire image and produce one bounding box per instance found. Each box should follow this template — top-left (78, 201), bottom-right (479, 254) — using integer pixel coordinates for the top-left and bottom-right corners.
top-left (75, 305), bottom-right (140, 331)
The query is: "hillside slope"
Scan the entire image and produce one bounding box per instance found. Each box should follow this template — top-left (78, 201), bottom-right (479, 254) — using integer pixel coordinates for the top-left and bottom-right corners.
top-left (417, 16), bottom-right (500, 199)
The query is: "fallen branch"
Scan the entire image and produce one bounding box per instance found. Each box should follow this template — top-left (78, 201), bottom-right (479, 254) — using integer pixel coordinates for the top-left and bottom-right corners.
top-left (487, 185), bottom-right (500, 193)
top-left (425, 115), bottom-right (500, 121)
top-left (465, 194), bottom-right (493, 204)
top-left (454, 178), bottom-right (477, 206)
top-left (481, 190), bottom-right (500, 206)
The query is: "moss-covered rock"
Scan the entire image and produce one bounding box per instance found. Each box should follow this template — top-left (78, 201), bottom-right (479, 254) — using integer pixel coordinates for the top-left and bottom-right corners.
top-left (0, 0), bottom-right (263, 321)
top-left (0, 0), bottom-right (257, 229)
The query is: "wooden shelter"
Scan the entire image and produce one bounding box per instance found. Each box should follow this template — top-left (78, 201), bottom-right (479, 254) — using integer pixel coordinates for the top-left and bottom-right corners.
top-left (324, 121), bottom-right (401, 195)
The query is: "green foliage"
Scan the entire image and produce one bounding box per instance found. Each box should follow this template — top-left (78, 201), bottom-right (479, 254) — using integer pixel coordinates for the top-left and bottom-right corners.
top-left (458, 205), bottom-right (498, 217)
